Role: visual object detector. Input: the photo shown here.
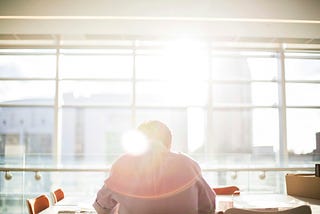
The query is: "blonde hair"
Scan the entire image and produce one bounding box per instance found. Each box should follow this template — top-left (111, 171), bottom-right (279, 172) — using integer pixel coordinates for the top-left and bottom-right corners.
top-left (137, 120), bottom-right (172, 150)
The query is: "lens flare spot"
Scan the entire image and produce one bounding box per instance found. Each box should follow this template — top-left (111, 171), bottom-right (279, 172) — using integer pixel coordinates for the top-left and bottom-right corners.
top-left (121, 130), bottom-right (149, 155)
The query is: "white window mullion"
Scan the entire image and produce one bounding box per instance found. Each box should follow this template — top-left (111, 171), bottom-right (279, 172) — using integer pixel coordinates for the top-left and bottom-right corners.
top-left (277, 46), bottom-right (288, 167)
top-left (53, 40), bottom-right (62, 165)
top-left (132, 41), bottom-right (137, 128)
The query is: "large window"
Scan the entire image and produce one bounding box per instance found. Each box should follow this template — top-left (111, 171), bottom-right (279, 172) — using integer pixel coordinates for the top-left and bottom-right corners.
top-left (209, 52), bottom-right (280, 159)
top-left (285, 52), bottom-right (320, 156)
top-left (0, 50), bottom-right (55, 165)
top-left (0, 41), bottom-right (319, 205)
top-left (0, 43), bottom-right (319, 165)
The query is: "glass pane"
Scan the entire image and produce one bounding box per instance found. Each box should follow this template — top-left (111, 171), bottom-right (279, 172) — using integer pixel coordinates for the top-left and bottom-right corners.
top-left (187, 108), bottom-right (206, 154)
top-left (212, 83), bottom-right (278, 105)
top-left (252, 109), bottom-right (279, 150)
top-left (136, 109), bottom-right (187, 153)
top-left (211, 110), bottom-right (252, 153)
top-left (286, 83), bottom-right (320, 106)
top-left (212, 57), bottom-right (277, 80)
top-left (287, 109), bottom-right (320, 154)
top-left (251, 83), bottom-right (278, 105)
top-left (0, 107), bottom-right (54, 165)
top-left (136, 55), bottom-right (209, 80)
top-left (0, 81), bottom-right (55, 105)
top-left (60, 81), bottom-right (132, 105)
top-left (0, 53), bottom-right (56, 78)
top-left (203, 170), bottom-right (287, 193)
top-left (247, 58), bottom-right (278, 80)
top-left (60, 107), bottom-right (131, 165)
top-left (60, 54), bottom-right (133, 79)
top-left (285, 58), bottom-right (320, 80)
top-left (136, 81), bottom-right (207, 106)
top-left (210, 109), bottom-right (278, 155)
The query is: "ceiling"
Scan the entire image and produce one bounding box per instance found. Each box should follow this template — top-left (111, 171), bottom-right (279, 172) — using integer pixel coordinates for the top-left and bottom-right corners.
top-left (0, 0), bottom-right (319, 45)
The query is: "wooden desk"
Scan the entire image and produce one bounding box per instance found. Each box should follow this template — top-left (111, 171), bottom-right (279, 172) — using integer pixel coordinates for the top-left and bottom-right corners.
top-left (217, 193), bottom-right (320, 213)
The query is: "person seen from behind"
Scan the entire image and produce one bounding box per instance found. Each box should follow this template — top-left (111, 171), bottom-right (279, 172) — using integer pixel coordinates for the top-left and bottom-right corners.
top-left (93, 120), bottom-right (216, 214)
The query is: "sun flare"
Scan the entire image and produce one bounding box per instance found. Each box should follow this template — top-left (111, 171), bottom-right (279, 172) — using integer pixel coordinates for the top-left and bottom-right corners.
top-left (121, 130), bottom-right (149, 155)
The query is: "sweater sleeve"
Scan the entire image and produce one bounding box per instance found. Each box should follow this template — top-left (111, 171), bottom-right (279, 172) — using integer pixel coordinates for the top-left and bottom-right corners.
top-left (179, 153), bottom-right (216, 213)
top-left (197, 176), bottom-right (216, 214)
top-left (93, 184), bottom-right (118, 214)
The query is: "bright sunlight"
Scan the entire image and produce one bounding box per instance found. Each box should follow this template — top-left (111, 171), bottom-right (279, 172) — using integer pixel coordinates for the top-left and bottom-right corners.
top-left (121, 130), bottom-right (149, 155)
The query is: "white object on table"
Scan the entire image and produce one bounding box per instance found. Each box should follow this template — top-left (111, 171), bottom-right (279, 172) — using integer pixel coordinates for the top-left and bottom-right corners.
top-left (216, 193), bottom-right (320, 213)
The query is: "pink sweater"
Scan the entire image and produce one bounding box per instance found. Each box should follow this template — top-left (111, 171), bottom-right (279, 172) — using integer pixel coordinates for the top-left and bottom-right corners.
top-left (93, 152), bottom-right (216, 214)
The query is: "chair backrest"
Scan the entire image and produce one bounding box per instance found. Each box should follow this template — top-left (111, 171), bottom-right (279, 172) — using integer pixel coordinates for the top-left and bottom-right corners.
top-left (213, 186), bottom-right (240, 195)
top-left (51, 188), bottom-right (65, 204)
top-left (224, 205), bottom-right (312, 214)
top-left (26, 195), bottom-right (50, 214)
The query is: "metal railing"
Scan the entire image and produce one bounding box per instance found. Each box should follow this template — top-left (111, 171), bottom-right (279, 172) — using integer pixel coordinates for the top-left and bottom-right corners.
top-left (0, 166), bottom-right (314, 181)
top-left (0, 166), bottom-right (315, 173)
top-left (0, 165), bottom-right (315, 214)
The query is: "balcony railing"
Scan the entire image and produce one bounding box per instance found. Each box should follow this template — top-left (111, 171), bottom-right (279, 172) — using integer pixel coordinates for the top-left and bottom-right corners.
top-left (0, 151), bottom-right (317, 214)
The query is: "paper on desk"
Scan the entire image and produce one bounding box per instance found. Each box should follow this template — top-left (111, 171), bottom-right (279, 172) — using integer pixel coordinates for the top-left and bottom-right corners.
top-left (58, 211), bottom-right (78, 214)
top-left (58, 211), bottom-right (96, 214)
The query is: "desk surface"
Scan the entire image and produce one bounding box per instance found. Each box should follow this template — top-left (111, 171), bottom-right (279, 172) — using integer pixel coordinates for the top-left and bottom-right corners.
top-left (40, 193), bottom-right (320, 214)
top-left (40, 196), bottom-right (96, 214)
top-left (217, 193), bottom-right (320, 213)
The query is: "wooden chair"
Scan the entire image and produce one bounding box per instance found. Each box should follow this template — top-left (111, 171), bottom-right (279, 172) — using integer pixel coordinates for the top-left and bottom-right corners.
top-left (213, 186), bottom-right (240, 195)
top-left (224, 205), bottom-right (312, 214)
top-left (26, 194), bottom-right (50, 214)
top-left (51, 188), bottom-right (65, 204)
